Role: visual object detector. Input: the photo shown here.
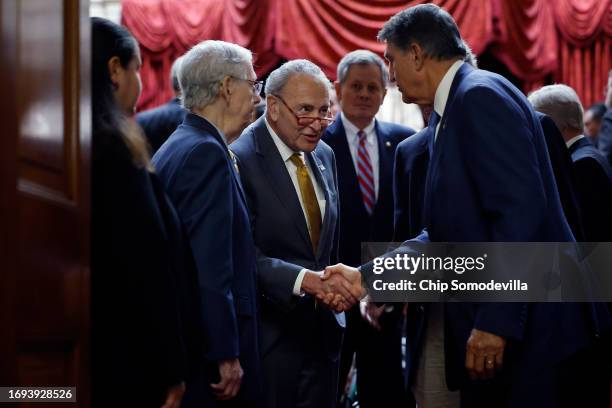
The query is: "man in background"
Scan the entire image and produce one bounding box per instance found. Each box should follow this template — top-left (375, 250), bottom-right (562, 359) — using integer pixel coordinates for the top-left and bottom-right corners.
top-left (584, 102), bottom-right (606, 145)
top-left (137, 55), bottom-right (187, 153)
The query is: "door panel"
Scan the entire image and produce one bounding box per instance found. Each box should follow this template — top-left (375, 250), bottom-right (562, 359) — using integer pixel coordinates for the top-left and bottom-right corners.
top-left (0, 0), bottom-right (91, 406)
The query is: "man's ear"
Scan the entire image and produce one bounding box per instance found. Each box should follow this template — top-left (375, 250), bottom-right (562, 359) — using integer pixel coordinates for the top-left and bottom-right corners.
top-left (411, 43), bottom-right (425, 71)
top-left (266, 94), bottom-right (279, 121)
top-left (107, 56), bottom-right (122, 89)
top-left (220, 76), bottom-right (233, 103)
top-left (380, 87), bottom-right (387, 106)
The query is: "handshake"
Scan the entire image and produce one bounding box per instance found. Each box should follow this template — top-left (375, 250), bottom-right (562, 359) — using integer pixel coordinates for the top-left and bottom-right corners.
top-left (301, 263), bottom-right (367, 312)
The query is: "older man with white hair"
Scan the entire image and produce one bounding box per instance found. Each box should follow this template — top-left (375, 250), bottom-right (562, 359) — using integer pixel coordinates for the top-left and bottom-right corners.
top-left (152, 40), bottom-right (262, 407)
top-left (530, 85), bottom-right (612, 408)
top-left (528, 84), bottom-right (612, 242)
top-left (231, 59), bottom-right (364, 408)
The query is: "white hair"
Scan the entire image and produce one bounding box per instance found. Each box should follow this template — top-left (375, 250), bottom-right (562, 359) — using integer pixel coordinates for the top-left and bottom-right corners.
top-left (336, 50), bottom-right (389, 87)
top-left (264, 59), bottom-right (330, 96)
top-left (170, 55), bottom-right (184, 94)
top-left (528, 84), bottom-right (584, 132)
top-left (179, 40), bottom-right (252, 110)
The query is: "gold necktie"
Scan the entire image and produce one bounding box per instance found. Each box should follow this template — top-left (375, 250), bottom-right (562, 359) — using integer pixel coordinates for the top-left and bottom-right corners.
top-left (289, 153), bottom-right (322, 254)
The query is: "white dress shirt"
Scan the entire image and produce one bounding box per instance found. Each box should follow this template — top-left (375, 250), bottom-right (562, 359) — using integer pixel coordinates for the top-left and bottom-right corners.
top-left (341, 113), bottom-right (380, 199)
top-left (264, 118), bottom-right (326, 295)
top-left (566, 134), bottom-right (585, 149)
top-left (433, 60), bottom-right (464, 141)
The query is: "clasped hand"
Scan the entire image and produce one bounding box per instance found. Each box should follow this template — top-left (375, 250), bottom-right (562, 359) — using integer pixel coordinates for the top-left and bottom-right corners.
top-left (302, 263), bottom-right (366, 312)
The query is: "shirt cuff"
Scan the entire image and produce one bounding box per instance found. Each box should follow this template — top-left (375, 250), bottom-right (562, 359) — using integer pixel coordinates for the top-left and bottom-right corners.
top-left (293, 268), bottom-right (309, 296)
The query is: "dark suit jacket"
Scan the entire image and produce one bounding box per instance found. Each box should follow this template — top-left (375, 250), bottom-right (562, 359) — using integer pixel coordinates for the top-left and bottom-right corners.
top-left (365, 64), bottom-right (608, 396)
top-left (137, 98), bottom-right (187, 154)
top-left (537, 112), bottom-right (586, 241)
top-left (596, 108), bottom-right (612, 166)
top-left (231, 117), bottom-right (343, 404)
top-left (322, 116), bottom-right (414, 267)
top-left (568, 137), bottom-right (612, 242)
top-left (92, 128), bottom-right (188, 406)
top-left (152, 113), bottom-right (260, 404)
top-left (393, 126), bottom-right (431, 242)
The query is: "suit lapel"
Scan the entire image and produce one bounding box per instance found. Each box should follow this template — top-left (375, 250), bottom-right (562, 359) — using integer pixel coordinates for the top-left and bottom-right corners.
top-left (424, 64), bottom-right (474, 226)
top-left (254, 120), bottom-right (312, 251)
top-left (328, 119), bottom-right (362, 199)
top-left (306, 150), bottom-right (331, 259)
top-left (228, 152), bottom-right (248, 208)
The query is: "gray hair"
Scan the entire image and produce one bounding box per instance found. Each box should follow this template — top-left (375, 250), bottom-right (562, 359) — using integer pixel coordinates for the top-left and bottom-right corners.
top-left (463, 41), bottom-right (478, 68)
top-left (170, 55), bottom-right (184, 94)
top-left (179, 40), bottom-right (252, 110)
top-left (337, 50), bottom-right (389, 87)
top-left (264, 59), bottom-right (330, 96)
top-left (528, 84), bottom-right (584, 132)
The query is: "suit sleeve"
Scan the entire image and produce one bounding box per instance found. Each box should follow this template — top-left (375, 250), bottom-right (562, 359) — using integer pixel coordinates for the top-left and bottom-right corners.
top-left (459, 86), bottom-right (541, 340)
top-left (254, 248), bottom-right (304, 312)
top-left (174, 142), bottom-right (239, 361)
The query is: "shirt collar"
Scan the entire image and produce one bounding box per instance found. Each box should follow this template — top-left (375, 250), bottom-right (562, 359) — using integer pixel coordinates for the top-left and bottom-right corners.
top-left (341, 112), bottom-right (376, 144)
top-left (566, 134), bottom-right (585, 149)
top-left (264, 117), bottom-right (304, 163)
top-left (433, 60), bottom-right (464, 118)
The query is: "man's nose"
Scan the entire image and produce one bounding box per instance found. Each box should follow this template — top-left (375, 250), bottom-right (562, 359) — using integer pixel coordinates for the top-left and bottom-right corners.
top-left (309, 119), bottom-right (323, 132)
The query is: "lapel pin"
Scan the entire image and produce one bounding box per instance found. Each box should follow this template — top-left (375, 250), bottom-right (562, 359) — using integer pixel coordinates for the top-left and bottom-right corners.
top-left (385, 141), bottom-right (392, 147)
top-left (318, 164), bottom-right (326, 171)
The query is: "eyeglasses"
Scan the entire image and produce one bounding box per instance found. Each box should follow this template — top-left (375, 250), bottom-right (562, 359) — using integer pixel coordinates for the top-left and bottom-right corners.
top-left (273, 94), bottom-right (334, 128)
top-left (229, 76), bottom-right (263, 95)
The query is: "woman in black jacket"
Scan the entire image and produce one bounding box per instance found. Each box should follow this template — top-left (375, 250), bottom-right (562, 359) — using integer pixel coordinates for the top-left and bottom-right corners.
top-left (91, 17), bottom-right (199, 408)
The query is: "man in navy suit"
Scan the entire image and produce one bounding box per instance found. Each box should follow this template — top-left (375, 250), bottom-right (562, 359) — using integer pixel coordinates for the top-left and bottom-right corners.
top-left (137, 56), bottom-right (187, 153)
top-left (321, 49), bottom-right (414, 408)
top-left (529, 85), bottom-right (612, 244)
top-left (231, 60), bottom-right (363, 408)
top-left (152, 40), bottom-right (262, 407)
top-left (325, 4), bottom-right (609, 407)
top-left (529, 84), bottom-right (612, 408)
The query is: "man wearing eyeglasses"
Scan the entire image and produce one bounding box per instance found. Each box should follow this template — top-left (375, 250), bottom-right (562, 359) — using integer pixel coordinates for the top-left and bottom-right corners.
top-left (152, 41), bottom-right (263, 408)
top-left (231, 59), bottom-right (365, 408)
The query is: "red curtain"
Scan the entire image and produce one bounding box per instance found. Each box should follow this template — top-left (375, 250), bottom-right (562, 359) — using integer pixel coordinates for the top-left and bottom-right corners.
top-left (122, 0), bottom-right (611, 111)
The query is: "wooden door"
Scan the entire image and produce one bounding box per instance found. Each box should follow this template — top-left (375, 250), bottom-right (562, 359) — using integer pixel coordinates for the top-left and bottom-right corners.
top-left (0, 0), bottom-right (91, 406)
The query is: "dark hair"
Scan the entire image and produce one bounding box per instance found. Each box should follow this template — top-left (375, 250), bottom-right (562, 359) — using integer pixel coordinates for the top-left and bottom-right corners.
top-left (587, 102), bottom-right (607, 121)
top-left (378, 4), bottom-right (466, 61)
top-left (91, 17), bottom-right (151, 169)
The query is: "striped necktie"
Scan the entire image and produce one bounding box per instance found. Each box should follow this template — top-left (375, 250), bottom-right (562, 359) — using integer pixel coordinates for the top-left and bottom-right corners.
top-left (357, 130), bottom-right (375, 215)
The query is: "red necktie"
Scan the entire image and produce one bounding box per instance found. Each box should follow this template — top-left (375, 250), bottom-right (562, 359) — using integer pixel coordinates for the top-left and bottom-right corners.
top-left (357, 130), bottom-right (375, 215)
